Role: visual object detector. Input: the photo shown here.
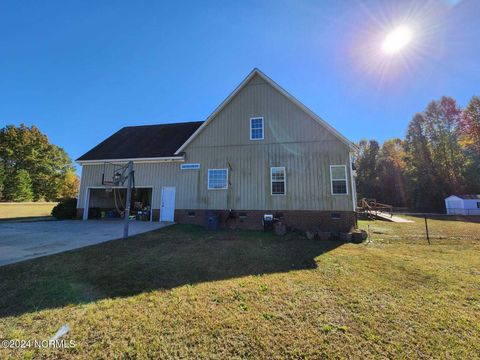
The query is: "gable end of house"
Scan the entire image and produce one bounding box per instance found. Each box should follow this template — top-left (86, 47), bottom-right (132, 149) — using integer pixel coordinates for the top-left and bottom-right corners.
top-left (175, 68), bottom-right (357, 155)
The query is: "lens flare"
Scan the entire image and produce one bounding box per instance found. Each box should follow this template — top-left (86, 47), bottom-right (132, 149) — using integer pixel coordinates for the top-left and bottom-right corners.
top-left (382, 26), bottom-right (413, 54)
top-left (342, 0), bottom-right (444, 89)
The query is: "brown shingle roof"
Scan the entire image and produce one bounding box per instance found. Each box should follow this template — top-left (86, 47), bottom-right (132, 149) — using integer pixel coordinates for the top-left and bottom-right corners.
top-left (77, 121), bottom-right (203, 161)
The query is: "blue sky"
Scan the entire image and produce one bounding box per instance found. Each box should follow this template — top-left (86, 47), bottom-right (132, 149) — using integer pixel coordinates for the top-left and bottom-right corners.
top-left (1, 0), bottom-right (479, 168)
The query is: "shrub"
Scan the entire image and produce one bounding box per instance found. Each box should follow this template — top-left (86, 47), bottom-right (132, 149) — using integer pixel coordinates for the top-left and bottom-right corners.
top-left (52, 198), bottom-right (77, 219)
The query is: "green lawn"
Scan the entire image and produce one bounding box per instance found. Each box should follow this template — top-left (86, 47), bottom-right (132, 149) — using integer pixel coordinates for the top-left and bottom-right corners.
top-left (0, 217), bottom-right (479, 359)
top-left (0, 202), bottom-right (57, 220)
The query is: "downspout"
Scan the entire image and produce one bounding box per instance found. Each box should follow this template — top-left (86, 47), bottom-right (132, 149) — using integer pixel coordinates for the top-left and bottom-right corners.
top-left (349, 152), bottom-right (357, 212)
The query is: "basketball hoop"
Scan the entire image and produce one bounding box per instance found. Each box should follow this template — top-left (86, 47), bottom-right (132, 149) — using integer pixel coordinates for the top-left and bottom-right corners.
top-left (104, 180), bottom-right (115, 193)
top-left (102, 161), bottom-right (129, 193)
top-left (113, 171), bottom-right (123, 185)
top-left (99, 160), bottom-right (135, 239)
top-left (102, 162), bottom-right (128, 185)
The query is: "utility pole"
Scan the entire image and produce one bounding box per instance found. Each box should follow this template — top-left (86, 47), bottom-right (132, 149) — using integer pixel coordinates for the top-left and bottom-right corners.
top-left (123, 161), bottom-right (133, 239)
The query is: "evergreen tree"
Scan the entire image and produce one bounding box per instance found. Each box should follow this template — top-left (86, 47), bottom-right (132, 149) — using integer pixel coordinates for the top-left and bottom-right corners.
top-left (4, 169), bottom-right (34, 202)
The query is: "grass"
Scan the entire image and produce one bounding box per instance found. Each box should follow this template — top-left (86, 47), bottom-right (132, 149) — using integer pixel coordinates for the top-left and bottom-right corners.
top-left (0, 217), bottom-right (479, 359)
top-left (360, 214), bottom-right (480, 244)
top-left (0, 202), bottom-right (57, 220)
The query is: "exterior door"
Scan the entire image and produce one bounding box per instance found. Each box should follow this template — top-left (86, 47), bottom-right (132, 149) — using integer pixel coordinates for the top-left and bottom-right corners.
top-left (160, 187), bottom-right (176, 222)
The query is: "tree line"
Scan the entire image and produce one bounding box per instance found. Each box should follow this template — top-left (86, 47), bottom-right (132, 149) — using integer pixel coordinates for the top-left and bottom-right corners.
top-left (355, 96), bottom-right (480, 212)
top-left (0, 124), bottom-right (79, 202)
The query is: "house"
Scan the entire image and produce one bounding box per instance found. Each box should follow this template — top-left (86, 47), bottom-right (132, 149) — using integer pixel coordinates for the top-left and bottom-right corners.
top-left (445, 195), bottom-right (480, 215)
top-left (76, 69), bottom-right (358, 231)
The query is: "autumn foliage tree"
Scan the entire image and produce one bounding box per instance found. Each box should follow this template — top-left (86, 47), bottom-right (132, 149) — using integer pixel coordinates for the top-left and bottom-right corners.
top-left (0, 124), bottom-right (79, 202)
top-left (405, 97), bottom-right (466, 210)
top-left (59, 169), bottom-right (80, 199)
top-left (460, 96), bottom-right (480, 153)
top-left (356, 96), bottom-right (480, 212)
top-left (459, 96), bottom-right (480, 193)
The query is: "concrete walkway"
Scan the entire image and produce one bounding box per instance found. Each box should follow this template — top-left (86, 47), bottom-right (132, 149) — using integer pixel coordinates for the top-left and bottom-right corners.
top-left (0, 220), bottom-right (171, 267)
top-left (375, 212), bottom-right (414, 223)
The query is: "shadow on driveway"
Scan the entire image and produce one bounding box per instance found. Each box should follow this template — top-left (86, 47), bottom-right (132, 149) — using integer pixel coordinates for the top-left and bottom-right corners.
top-left (0, 220), bottom-right (171, 266)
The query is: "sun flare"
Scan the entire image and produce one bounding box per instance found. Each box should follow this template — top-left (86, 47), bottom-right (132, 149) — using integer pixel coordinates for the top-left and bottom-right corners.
top-left (382, 26), bottom-right (413, 54)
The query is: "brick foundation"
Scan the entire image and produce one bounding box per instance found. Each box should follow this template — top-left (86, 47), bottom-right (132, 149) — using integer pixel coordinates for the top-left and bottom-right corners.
top-left (174, 209), bottom-right (356, 232)
top-left (77, 207), bottom-right (355, 232)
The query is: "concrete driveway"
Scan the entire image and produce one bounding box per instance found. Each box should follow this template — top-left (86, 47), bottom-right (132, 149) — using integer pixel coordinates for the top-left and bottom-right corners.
top-left (0, 220), bottom-right (171, 267)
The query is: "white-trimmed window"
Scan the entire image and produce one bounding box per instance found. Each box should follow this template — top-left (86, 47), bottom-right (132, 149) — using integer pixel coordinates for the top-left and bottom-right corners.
top-left (330, 165), bottom-right (348, 195)
top-left (208, 169), bottom-right (228, 190)
top-left (271, 167), bottom-right (286, 195)
top-left (250, 117), bottom-right (264, 140)
top-left (181, 163), bottom-right (200, 170)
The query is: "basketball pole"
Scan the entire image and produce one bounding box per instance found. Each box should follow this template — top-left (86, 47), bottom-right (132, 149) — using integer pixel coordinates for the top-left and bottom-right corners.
top-left (123, 161), bottom-right (134, 239)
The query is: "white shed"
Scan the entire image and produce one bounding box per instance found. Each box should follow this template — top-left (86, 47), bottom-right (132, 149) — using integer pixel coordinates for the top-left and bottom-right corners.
top-left (445, 195), bottom-right (480, 215)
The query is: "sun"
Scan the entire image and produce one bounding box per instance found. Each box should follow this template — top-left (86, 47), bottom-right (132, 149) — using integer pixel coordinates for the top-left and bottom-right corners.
top-left (382, 26), bottom-right (413, 54)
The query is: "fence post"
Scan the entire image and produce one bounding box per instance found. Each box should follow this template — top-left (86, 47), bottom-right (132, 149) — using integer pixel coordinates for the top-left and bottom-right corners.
top-left (424, 215), bottom-right (430, 245)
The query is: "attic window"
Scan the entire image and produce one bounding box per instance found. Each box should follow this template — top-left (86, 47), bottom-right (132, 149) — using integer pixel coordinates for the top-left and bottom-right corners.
top-left (250, 117), bottom-right (264, 140)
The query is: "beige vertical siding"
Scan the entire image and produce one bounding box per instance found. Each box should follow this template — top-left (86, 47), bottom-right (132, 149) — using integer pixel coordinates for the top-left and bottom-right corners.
top-left (78, 74), bottom-right (354, 212)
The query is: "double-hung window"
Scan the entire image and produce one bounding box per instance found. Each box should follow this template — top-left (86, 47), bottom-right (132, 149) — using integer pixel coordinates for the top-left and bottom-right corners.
top-left (208, 169), bottom-right (228, 190)
top-left (250, 117), bottom-right (264, 140)
top-left (271, 167), bottom-right (286, 195)
top-left (330, 165), bottom-right (348, 195)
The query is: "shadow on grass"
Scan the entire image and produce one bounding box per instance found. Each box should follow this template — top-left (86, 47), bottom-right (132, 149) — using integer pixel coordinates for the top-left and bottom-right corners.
top-left (0, 224), bottom-right (344, 318)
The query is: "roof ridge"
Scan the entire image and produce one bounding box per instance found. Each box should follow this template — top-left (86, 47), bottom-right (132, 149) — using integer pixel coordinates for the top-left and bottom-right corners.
top-left (123, 121), bottom-right (203, 129)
